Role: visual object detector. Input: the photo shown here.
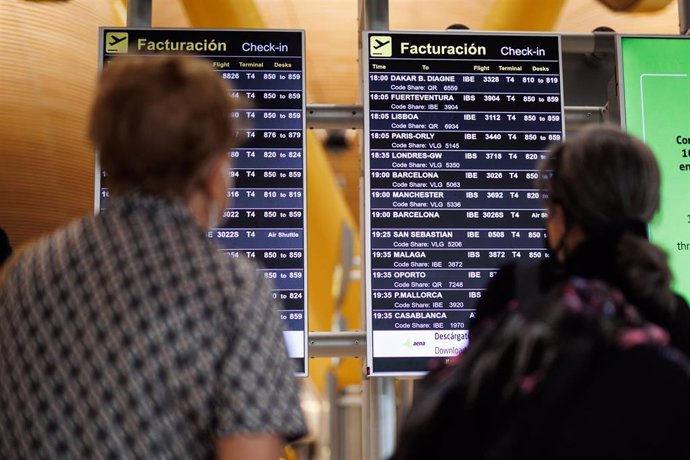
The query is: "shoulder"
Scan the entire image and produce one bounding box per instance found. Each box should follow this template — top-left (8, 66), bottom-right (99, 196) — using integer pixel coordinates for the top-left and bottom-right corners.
top-left (674, 293), bottom-right (690, 311)
top-left (484, 261), bottom-right (517, 296)
top-left (481, 258), bottom-right (557, 299)
top-left (4, 217), bottom-right (90, 274)
top-left (604, 345), bottom-right (690, 384)
top-left (473, 259), bottom-right (559, 330)
top-left (666, 293), bottom-right (690, 355)
top-left (0, 217), bottom-right (97, 308)
top-left (508, 344), bottom-right (690, 458)
top-left (579, 345), bottom-right (690, 429)
top-left (568, 345), bottom-right (690, 418)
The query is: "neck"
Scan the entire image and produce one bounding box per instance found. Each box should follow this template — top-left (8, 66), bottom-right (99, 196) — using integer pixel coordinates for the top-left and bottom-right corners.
top-left (186, 189), bottom-right (211, 229)
top-left (556, 226), bottom-right (586, 262)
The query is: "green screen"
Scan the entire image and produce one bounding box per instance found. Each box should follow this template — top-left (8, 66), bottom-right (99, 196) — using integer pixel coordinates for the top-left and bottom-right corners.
top-left (620, 36), bottom-right (690, 301)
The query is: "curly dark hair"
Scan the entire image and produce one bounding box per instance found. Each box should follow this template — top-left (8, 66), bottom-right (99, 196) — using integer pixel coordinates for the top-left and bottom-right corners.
top-left (457, 278), bottom-right (668, 405)
top-left (537, 125), bottom-right (675, 326)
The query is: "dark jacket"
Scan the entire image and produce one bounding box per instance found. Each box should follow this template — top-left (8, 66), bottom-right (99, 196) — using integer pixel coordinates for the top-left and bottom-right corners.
top-left (393, 274), bottom-right (690, 460)
top-left (393, 345), bottom-right (690, 460)
top-left (474, 238), bottom-right (690, 355)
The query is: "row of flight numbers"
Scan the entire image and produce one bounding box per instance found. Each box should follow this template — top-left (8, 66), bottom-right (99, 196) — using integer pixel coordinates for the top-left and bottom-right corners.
top-left (272, 291), bottom-right (304, 300)
top-left (228, 91), bottom-right (301, 100)
top-left (371, 249), bottom-right (549, 260)
top-left (371, 230), bottom-right (546, 238)
top-left (222, 72), bottom-right (301, 80)
top-left (370, 94), bottom-right (560, 103)
top-left (372, 313), bottom-right (468, 330)
top-left (370, 113), bottom-right (561, 122)
top-left (369, 75), bottom-right (559, 84)
top-left (371, 171), bottom-right (548, 180)
top-left (222, 249), bottom-right (303, 259)
top-left (226, 190), bottom-right (302, 198)
top-left (371, 293), bottom-right (477, 303)
top-left (218, 210), bottom-right (303, 219)
top-left (100, 151), bottom-right (302, 175)
top-left (371, 210), bottom-right (548, 219)
top-left (232, 131), bottom-right (302, 139)
top-left (231, 110), bottom-right (302, 119)
top-left (227, 170), bottom-right (303, 178)
top-left (229, 150), bottom-right (302, 159)
top-left (263, 270), bottom-right (304, 280)
top-left (370, 132), bottom-right (562, 142)
top-left (370, 152), bottom-right (546, 160)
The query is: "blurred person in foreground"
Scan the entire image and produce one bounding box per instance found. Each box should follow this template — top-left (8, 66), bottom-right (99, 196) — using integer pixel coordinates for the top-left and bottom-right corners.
top-left (474, 125), bottom-right (690, 354)
top-left (393, 277), bottom-right (690, 459)
top-left (0, 55), bottom-right (305, 459)
top-left (392, 126), bottom-right (690, 459)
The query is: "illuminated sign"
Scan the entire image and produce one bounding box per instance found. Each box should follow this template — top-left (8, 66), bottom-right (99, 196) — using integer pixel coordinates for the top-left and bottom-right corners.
top-left (364, 31), bottom-right (565, 376)
top-left (98, 28), bottom-right (308, 375)
top-left (618, 35), bottom-right (690, 304)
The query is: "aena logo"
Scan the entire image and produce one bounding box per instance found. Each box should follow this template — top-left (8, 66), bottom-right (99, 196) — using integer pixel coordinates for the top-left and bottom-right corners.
top-left (403, 338), bottom-right (426, 348)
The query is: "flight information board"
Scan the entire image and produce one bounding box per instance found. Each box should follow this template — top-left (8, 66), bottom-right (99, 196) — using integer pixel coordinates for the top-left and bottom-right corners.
top-left (618, 35), bottom-right (690, 303)
top-left (97, 28), bottom-right (308, 375)
top-left (364, 31), bottom-right (565, 376)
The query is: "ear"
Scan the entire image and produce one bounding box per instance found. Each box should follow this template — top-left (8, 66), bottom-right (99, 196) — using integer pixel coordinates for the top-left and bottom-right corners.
top-left (546, 203), bottom-right (566, 256)
top-left (548, 203), bottom-right (565, 225)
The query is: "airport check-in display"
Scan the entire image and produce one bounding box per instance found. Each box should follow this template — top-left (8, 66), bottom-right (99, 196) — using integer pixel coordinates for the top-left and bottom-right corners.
top-left (364, 31), bottom-right (565, 375)
top-left (98, 28), bottom-right (308, 375)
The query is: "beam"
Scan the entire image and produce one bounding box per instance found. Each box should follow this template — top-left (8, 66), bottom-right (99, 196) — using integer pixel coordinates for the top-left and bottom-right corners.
top-left (680, 0), bottom-right (690, 34)
top-left (126, 0), bottom-right (151, 27)
top-left (309, 331), bottom-right (366, 358)
top-left (360, 0), bottom-right (389, 31)
top-left (305, 104), bottom-right (606, 130)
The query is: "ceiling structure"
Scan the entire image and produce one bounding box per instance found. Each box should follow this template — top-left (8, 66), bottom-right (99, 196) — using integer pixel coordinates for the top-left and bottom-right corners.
top-left (151, 0), bottom-right (683, 104)
top-left (253, 0), bottom-right (682, 104)
top-left (1, 0), bottom-right (684, 249)
top-left (249, 0), bottom-right (683, 222)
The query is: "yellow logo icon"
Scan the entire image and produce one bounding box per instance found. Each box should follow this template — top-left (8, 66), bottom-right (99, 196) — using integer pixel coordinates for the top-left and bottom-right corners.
top-left (105, 32), bottom-right (129, 54)
top-left (370, 35), bottom-right (392, 57)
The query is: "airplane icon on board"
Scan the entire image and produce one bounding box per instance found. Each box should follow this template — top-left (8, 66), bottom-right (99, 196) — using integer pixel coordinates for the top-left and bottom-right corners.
top-left (373, 38), bottom-right (390, 49)
top-left (105, 32), bottom-right (129, 53)
top-left (109, 35), bottom-right (127, 47)
top-left (370, 35), bottom-right (392, 57)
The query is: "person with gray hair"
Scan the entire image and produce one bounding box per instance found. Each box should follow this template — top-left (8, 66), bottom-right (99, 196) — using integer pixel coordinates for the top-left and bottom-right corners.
top-left (0, 55), bottom-right (305, 459)
top-left (392, 125), bottom-right (690, 460)
top-left (474, 124), bottom-right (690, 353)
